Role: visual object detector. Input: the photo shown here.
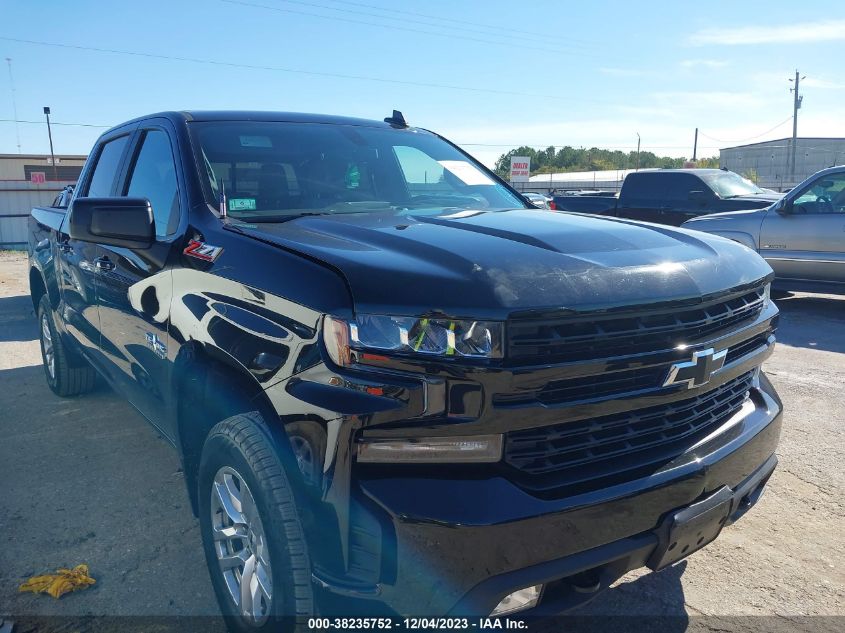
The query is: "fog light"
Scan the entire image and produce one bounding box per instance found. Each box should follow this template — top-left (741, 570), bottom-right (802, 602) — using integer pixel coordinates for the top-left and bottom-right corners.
top-left (490, 585), bottom-right (542, 616)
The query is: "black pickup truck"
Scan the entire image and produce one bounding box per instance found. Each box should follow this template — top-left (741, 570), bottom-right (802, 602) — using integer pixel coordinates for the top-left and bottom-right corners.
top-left (554, 169), bottom-right (781, 226)
top-left (28, 110), bottom-right (782, 627)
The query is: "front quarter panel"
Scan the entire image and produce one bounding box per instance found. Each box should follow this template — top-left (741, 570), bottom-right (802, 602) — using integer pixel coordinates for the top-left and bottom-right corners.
top-left (682, 211), bottom-right (767, 252)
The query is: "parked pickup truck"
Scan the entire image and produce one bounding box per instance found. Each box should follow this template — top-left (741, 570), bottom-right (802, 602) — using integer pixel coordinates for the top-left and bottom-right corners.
top-left (553, 168), bottom-right (781, 226)
top-left (683, 165), bottom-right (845, 294)
top-left (29, 110), bottom-right (782, 626)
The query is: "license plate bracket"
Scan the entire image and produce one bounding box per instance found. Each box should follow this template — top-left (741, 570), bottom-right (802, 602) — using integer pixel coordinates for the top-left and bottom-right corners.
top-left (648, 486), bottom-right (734, 571)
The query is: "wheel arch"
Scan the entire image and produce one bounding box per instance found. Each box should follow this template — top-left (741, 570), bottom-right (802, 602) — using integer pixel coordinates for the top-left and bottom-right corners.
top-left (173, 340), bottom-right (330, 517)
top-left (29, 266), bottom-right (50, 312)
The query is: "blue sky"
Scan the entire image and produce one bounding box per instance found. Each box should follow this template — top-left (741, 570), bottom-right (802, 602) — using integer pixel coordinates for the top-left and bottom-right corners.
top-left (1, 0), bottom-right (844, 167)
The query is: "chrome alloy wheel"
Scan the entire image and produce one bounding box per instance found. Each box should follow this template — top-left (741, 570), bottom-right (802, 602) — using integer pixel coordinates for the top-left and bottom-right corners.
top-left (41, 312), bottom-right (55, 380)
top-left (211, 466), bottom-right (273, 626)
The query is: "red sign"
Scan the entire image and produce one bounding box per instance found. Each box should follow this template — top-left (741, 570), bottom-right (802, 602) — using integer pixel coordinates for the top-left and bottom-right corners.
top-left (31, 172), bottom-right (46, 184)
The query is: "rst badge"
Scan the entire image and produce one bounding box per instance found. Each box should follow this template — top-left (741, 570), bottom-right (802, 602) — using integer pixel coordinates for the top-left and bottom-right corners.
top-left (184, 239), bottom-right (223, 262)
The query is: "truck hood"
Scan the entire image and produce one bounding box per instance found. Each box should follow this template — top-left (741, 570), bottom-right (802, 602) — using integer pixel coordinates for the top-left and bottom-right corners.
top-left (235, 209), bottom-right (772, 317)
top-left (724, 192), bottom-right (782, 205)
top-left (682, 206), bottom-right (769, 237)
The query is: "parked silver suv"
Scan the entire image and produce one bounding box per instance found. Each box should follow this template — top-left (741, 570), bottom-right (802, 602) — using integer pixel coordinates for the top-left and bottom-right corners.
top-left (683, 166), bottom-right (845, 294)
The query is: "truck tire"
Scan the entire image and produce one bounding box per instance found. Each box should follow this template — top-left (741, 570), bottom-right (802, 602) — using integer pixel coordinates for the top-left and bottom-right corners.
top-left (37, 295), bottom-right (96, 397)
top-left (198, 412), bottom-right (314, 632)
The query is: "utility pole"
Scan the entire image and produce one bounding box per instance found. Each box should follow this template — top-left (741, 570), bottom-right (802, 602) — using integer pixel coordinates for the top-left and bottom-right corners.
top-left (635, 132), bottom-right (641, 171)
top-left (692, 127), bottom-right (698, 162)
top-left (789, 70), bottom-right (804, 180)
top-left (43, 106), bottom-right (58, 181)
top-left (5, 58), bottom-right (21, 153)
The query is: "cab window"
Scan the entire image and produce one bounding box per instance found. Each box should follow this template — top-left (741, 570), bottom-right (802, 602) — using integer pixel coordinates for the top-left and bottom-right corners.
top-left (85, 136), bottom-right (130, 197)
top-left (125, 130), bottom-right (181, 237)
top-left (793, 173), bottom-right (845, 214)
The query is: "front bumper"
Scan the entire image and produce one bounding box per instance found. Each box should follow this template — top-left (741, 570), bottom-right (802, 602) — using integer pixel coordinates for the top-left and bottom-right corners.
top-left (316, 372), bottom-right (782, 616)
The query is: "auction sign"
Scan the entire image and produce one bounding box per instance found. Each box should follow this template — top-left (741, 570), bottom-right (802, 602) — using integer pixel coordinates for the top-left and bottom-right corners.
top-left (509, 156), bottom-right (531, 182)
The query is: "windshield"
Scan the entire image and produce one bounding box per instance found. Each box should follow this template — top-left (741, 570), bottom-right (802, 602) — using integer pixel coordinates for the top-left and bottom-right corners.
top-left (700, 171), bottom-right (765, 198)
top-left (189, 121), bottom-right (525, 220)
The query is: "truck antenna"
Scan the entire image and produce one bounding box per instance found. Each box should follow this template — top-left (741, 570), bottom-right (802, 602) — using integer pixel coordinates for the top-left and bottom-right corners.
top-left (384, 110), bottom-right (408, 128)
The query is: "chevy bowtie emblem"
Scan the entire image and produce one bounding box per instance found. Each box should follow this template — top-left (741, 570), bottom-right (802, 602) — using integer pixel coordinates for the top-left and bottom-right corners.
top-left (663, 348), bottom-right (728, 389)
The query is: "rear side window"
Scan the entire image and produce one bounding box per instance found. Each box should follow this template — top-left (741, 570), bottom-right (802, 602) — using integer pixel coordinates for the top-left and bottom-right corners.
top-left (86, 136), bottom-right (129, 197)
top-left (623, 173), bottom-right (700, 204)
top-left (621, 173), bottom-right (661, 203)
top-left (125, 130), bottom-right (180, 237)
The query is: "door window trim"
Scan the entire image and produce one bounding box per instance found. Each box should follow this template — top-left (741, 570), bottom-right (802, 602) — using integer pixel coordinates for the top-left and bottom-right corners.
top-left (121, 125), bottom-right (183, 239)
top-left (80, 132), bottom-right (134, 197)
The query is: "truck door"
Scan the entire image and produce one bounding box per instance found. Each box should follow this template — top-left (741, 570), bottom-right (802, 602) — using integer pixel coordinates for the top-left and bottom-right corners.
top-left (94, 126), bottom-right (180, 436)
top-left (58, 133), bottom-right (131, 367)
top-left (760, 172), bottom-right (845, 283)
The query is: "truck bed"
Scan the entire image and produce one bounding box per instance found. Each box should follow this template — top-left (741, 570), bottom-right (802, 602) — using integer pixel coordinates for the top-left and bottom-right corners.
top-left (552, 194), bottom-right (618, 215)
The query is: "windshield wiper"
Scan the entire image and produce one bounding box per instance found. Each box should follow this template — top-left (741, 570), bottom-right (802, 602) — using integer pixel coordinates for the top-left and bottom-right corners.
top-left (232, 212), bottom-right (330, 224)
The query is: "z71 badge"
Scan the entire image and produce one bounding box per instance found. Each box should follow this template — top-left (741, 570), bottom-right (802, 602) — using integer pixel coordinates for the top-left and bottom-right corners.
top-left (183, 239), bottom-right (223, 262)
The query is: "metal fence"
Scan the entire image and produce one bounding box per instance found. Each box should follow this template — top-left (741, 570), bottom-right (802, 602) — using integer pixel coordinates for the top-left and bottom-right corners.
top-left (0, 181), bottom-right (75, 249)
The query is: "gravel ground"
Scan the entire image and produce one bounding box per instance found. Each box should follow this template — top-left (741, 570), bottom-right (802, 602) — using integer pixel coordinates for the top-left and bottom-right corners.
top-left (0, 250), bottom-right (842, 632)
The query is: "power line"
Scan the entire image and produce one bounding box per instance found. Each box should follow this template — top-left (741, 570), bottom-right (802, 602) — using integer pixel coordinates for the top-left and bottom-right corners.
top-left (0, 118), bottom-right (111, 128)
top-left (698, 116), bottom-right (794, 145)
top-left (0, 36), bottom-right (606, 102)
top-left (321, 0), bottom-right (598, 43)
top-left (222, 0), bottom-right (605, 59)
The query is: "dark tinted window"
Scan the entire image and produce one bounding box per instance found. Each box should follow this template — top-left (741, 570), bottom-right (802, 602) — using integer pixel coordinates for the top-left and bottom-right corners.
top-left (86, 136), bottom-right (129, 197)
top-left (623, 173), bottom-right (702, 204)
top-left (126, 130), bottom-right (180, 237)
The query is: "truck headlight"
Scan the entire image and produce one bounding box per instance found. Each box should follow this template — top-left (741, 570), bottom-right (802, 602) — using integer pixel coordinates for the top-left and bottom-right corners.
top-left (323, 315), bottom-right (503, 366)
top-left (762, 282), bottom-right (772, 308)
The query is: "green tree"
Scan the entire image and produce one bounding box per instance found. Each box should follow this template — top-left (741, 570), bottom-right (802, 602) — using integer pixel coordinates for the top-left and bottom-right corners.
top-left (493, 145), bottom-right (720, 177)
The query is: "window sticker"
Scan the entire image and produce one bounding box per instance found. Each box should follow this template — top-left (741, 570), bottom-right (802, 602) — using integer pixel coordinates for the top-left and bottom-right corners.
top-left (239, 135), bottom-right (273, 148)
top-left (228, 197), bottom-right (257, 211)
top-left (438, 160), bottom-right (495, 186)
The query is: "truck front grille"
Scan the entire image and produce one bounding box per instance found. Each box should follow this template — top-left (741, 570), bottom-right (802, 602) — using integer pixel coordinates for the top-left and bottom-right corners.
top-left (503, 371), bottom-right (755, 496)
top-left (507, 286), bottom-right (766, 364)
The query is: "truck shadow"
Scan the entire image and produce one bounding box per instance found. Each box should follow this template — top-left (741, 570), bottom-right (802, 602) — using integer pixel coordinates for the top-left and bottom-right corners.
top-left (0, 294), bottom-right (38, 342)
top-left (771, 292), bottom-right (845, 355)
top-left (533, 562), bottom-right (689, 632)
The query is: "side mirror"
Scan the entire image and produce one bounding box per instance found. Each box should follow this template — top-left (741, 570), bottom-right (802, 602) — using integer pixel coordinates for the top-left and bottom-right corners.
top-left (775, 200), bottom-right (792, 215)
top-left (69, 197), bottom-right (155, 249)
top-left (688, 190), bottom-right (709, 203)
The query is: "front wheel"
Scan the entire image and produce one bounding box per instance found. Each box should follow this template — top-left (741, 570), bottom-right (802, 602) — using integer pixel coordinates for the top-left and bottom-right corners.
top-left (198, 413), bottom-right (314, 632)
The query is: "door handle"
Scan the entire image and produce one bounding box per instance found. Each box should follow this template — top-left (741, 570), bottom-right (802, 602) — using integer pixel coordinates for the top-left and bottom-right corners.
top-left (94, 256), bottom-right (115, 272)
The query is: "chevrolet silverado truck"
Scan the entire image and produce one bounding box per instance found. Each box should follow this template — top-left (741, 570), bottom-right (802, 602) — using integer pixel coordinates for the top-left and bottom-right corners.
top-left (683, 165), bottom-right (845, 294)
top-left (554, 168), bottom-right (781, 226)
top-left (28, 110), bottom-right (782, 629)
